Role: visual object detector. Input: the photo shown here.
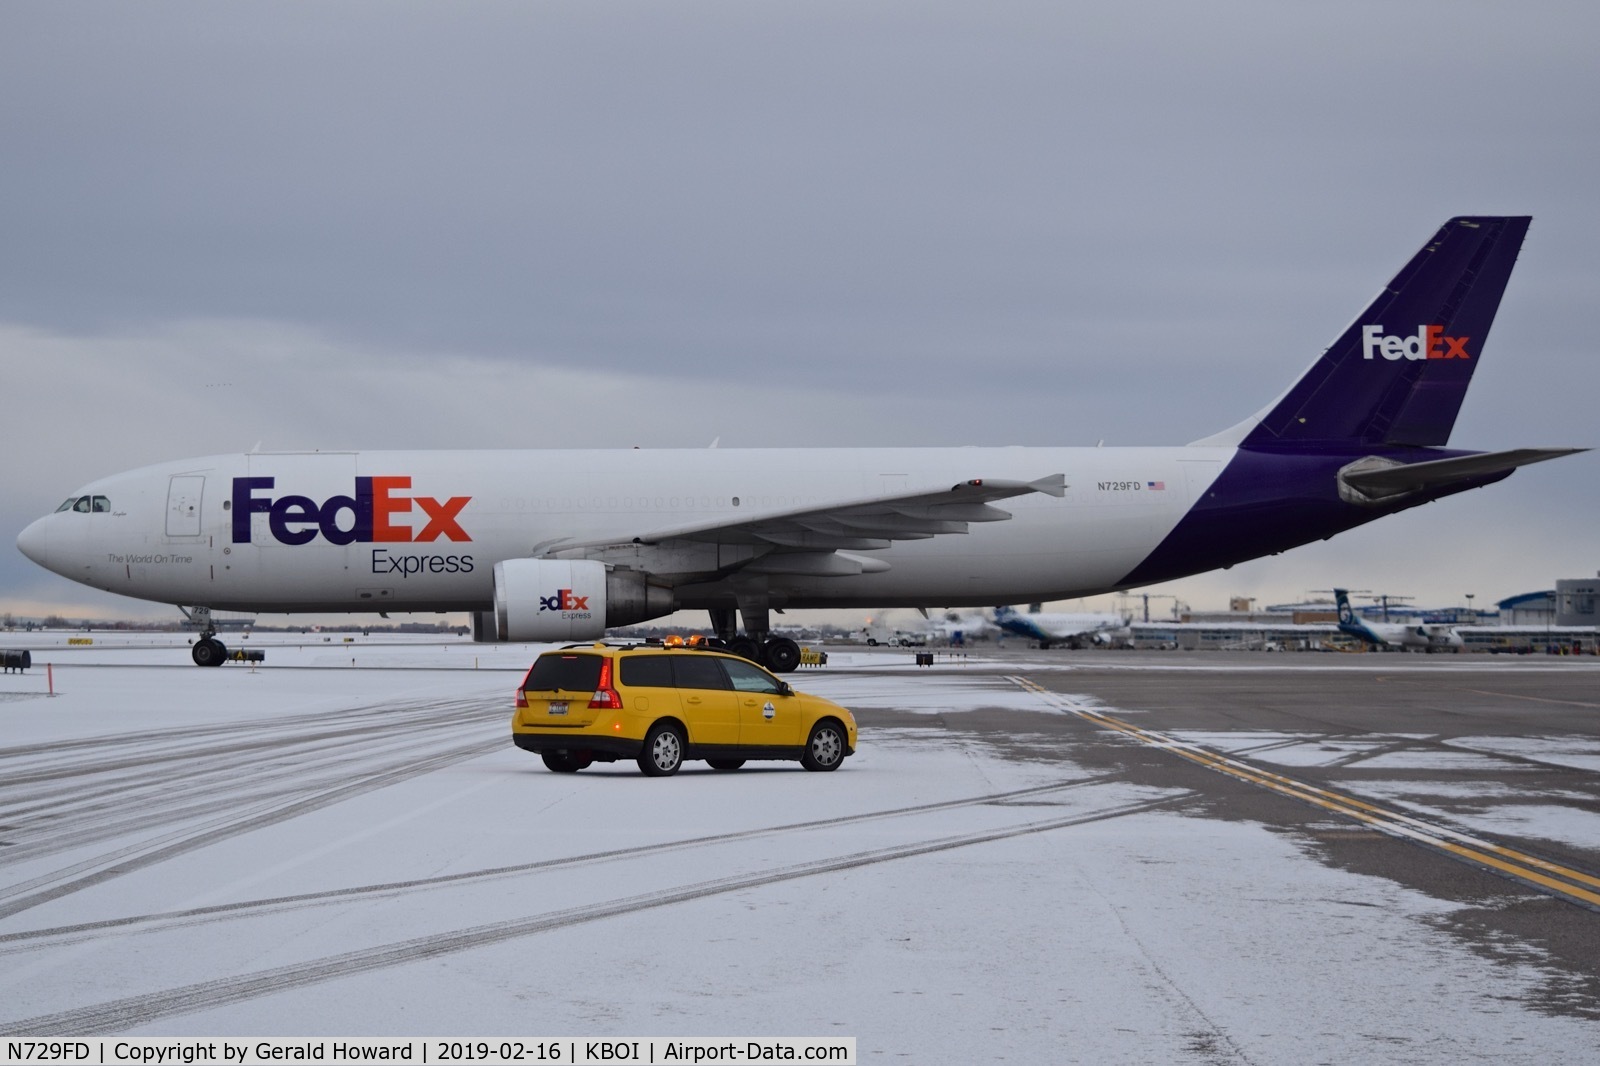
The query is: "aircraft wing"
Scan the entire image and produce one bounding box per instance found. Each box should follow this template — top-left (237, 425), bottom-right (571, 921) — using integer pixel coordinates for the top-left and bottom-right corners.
top-left (544, 474), bottom-right (1067, 579)
top-left (1339, 448), bottom-right (1586, 502)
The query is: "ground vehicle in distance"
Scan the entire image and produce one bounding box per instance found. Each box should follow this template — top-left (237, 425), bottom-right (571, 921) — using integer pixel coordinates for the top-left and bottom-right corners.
top-left (512, 643), bottom-right (858, 776)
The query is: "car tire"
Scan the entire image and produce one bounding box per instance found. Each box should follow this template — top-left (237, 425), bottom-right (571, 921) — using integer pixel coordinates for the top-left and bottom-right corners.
top-left (637, 722), bottom-right (686, 777)
top-left (763, 637), bottom-right (802, 673)
top-left (542, 750), bottom-right (592, 773)
top-left (192, 638), bottom-right (226, 667)
top-left (707, 758), bottom-right (745, 771)
top-left (800, 719), bottom-right (846, 772)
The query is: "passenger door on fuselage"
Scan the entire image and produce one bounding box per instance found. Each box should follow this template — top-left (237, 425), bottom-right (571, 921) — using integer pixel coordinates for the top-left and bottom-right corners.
top-left (720, 658), bottom-right (802, 749)
top-left (670, 655), bottom-right (741, 748)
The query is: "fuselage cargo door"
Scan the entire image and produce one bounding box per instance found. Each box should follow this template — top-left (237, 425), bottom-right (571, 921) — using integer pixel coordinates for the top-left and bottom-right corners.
top-left (166, 475), bottom-right (205, 537)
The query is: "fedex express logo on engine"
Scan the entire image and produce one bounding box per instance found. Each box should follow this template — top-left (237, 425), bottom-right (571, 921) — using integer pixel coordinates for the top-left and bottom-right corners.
top-left (232, 476), bottom-right (471, 546)
top-left (1361, 325), bottom-right (1471, 361)
top-left (540, 589), bottom-right (590, 613)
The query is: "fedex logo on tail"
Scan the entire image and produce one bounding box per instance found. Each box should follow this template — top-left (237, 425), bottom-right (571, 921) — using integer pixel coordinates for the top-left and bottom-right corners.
top-left (233, 477), bottom-right (471, 546)
top-left (540, 589), bottom-right (590, 613)
top-left (1361, 325), bottom-right (1471, 361)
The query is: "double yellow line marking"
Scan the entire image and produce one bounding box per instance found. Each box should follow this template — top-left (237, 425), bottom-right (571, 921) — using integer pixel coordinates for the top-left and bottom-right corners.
top-left (1011, 677), bottom-right (1600, 911)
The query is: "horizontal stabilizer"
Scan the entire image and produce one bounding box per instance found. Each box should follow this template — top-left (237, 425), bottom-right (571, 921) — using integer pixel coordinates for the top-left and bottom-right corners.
top-left (1338, 447), bottom-right (1587, 504)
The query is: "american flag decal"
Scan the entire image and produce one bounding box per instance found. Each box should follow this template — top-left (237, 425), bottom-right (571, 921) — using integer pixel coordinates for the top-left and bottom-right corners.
top-left (1148, 481), bottom-right (1165, 490)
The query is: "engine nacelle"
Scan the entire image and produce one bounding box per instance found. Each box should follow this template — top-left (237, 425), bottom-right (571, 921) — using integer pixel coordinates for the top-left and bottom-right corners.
top-left (489, 559), bottom-right (675, 642)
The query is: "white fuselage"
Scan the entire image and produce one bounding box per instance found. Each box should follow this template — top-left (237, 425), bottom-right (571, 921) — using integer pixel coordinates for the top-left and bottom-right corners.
top-left (1347, 618), bottom-right (1465, 651)
top-left (19, 447), bottom-right (1232, 614)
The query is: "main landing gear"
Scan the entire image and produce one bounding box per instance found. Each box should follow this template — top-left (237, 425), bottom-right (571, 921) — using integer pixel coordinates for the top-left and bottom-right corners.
top-left (708, 604), bottom-right (802, 674)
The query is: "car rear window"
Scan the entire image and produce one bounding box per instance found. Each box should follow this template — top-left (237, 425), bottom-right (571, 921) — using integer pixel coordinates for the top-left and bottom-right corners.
top-left (619, 655), bottom-right (674, 688)
top-left (523, 653), bottom-right (603, 692)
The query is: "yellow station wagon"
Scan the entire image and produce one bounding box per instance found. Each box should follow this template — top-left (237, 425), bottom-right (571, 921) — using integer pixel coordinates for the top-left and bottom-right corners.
top-left (512, 643), bottom-right (858, 776)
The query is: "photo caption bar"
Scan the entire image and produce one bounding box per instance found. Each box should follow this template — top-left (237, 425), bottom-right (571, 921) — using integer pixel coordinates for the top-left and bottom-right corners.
top-left (1, 1039), bottom-right (856, 1066)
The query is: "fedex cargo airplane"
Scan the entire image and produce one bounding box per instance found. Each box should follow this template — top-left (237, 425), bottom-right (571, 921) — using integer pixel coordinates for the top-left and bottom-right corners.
top-left (15, 217), bottom-right (1584, 670)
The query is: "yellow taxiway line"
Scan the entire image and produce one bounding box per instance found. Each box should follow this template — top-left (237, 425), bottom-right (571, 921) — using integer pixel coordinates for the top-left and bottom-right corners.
top-left (1011, 676), bottom-right (1600, 910)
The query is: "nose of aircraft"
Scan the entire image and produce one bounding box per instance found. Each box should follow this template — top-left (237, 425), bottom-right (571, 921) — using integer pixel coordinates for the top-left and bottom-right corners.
top-left (16, 516), bottom-right (52, 569)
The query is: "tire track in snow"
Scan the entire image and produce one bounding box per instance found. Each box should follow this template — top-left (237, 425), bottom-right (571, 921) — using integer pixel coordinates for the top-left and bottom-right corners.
top-left (0, 698), bottom-right (505, 919)
top-left (0, 794), bottom-right (1186, 1035)
top-left (0, 772), bottom-right (1146, 951)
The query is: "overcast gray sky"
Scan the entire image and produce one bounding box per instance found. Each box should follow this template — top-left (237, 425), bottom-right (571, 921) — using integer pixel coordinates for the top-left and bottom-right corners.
top-left (3, 1), bottom-right (1596, 625)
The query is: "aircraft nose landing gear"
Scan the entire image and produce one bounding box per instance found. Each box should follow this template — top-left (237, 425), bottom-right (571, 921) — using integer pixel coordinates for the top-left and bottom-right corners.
top-left (191, 637), bottom-right (228, 667)
top-left (182, 606), bottom-right (228, 667)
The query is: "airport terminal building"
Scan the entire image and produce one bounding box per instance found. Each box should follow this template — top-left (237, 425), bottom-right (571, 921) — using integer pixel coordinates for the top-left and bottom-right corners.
top-left (1126, 575), bottom-right (1599, 653)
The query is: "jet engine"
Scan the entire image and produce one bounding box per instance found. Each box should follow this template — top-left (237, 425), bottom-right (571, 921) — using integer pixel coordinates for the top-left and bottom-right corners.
top-left (485, 558), bottom-right (675, 642)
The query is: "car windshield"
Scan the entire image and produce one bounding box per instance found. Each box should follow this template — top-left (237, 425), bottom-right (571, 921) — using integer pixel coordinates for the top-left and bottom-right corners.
top-left (523, 653), bottom-right (603, 692)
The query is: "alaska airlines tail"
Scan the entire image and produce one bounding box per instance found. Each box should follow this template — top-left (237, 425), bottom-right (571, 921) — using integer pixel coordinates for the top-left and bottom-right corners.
top-left (1333, 588), bottom-right (1357, 627)
top-left (1218, 216), bottom-right (1530, 449)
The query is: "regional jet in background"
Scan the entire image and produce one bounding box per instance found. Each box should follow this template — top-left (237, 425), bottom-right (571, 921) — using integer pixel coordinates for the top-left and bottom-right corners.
top-left (992, 605), bottom-right (1129, 649)
top-left (16, 217), bottom-right (1585, 669)
top-left (1335, 588), bottom-right (1465, 652)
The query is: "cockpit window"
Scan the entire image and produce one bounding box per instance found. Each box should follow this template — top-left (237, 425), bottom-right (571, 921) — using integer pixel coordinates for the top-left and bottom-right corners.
top-left (55, 495), bottom-right (110, 513)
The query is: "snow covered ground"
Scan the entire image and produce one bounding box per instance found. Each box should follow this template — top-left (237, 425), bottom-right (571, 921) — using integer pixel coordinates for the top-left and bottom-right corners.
top-left (0, 635), bottom-right (1595, 1060)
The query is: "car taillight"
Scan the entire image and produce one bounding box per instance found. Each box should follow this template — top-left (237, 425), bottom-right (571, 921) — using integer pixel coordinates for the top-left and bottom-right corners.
top-left (588, 658), bottom-right (623, 710)
top-left (516, 689), bottom-right (528, 709)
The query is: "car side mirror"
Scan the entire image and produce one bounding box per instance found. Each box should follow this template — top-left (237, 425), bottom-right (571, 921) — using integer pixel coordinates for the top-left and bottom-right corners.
top-left (778, 682), bottom-right (794, 697)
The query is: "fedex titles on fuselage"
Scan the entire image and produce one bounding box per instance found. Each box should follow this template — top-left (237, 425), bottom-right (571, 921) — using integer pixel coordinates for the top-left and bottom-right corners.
top-left (1361, 324), bottom-right (1470, 361)
top-left (232, 476), bottom-right (474, 578)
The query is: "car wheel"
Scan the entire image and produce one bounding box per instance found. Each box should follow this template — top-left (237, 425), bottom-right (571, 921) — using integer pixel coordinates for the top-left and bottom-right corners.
top-left (707, 758), bottom-right (745, 771)
top-left (800, 719), bottom-right (846, 772)
top-left (542, 750), bottom-right (592, 773)
top-left (763, 637), bottom-right (801, 673)
top-left (637, 722), bottom-right (686, 776)
top-left (192, 638), bottom-right (227, 667)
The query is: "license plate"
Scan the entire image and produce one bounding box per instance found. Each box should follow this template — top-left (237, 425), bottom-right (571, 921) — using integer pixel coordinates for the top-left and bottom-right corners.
top-left (547, 701), bottom-right (568, 716)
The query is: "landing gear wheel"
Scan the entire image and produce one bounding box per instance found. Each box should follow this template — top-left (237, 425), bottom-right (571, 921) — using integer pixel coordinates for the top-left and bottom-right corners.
top-left (707, 758), bottom-right (746, 771)
top-left (542, 750), bottom-right (593, 773)
top-left (801, 719), bottom-right (847, 772)
top-left (192, 638), bottom-right (227, 667)
top-left (637, 722), bottom-right (686, 777)
top-left (763, 637), bottom-right (801, 674)
top-left (726, 636), bottom-right (761, 663)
